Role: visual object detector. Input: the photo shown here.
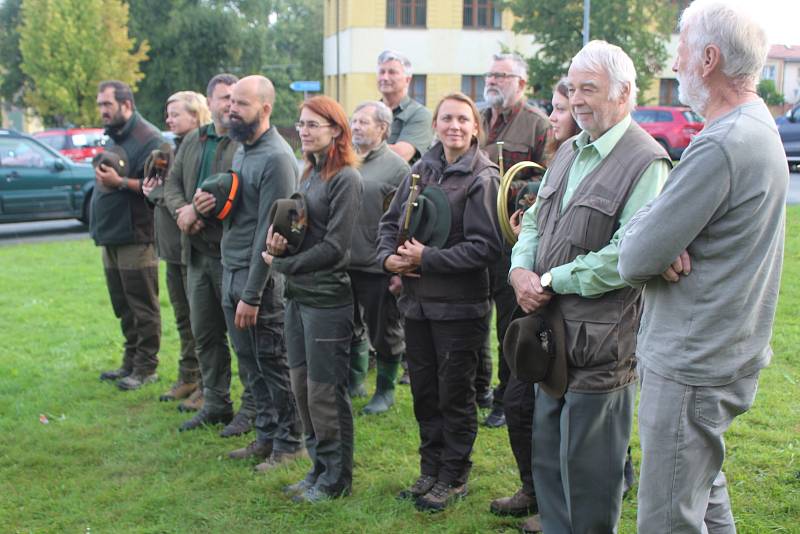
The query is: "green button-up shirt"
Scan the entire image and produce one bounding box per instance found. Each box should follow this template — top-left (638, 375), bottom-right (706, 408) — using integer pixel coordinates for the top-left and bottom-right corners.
top-left (509, 115), bottom-right (670, 297)
top-left (197, 122), bottom-right (222, 186)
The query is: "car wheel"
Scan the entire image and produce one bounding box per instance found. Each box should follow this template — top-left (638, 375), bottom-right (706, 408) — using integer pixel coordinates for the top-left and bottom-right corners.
top-left (79, 190), bottom-right (93, 226)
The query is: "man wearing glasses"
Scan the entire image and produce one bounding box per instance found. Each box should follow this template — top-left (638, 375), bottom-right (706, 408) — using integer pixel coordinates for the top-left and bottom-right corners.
top-left (479, 52), bottom-right (549, 522)
top-left (376, 49), bottom-right (433, 165)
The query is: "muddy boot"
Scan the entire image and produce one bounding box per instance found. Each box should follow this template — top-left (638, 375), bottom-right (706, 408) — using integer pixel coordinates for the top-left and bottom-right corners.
top-left (348, 338), bottom-right (369, 398)
top-left (362, 359), bottom-right (399, 415)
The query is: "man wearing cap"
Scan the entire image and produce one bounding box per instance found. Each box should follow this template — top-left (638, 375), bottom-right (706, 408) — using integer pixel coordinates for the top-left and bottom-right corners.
top-left (194, 75), bottom-right (304, 469)
top-left (93, 80), bottom-right (164, 391)
top-left (618, 3), bottom-right (787, 531)
top-left (479, 52), bottom-right (550, 523)
top-left (163, 74), bottom-right (258, 437)
top-left (377, 49), bottom-right (433, 165)
top-left (508, 41), bottom-right (670, 533)
top-left (347, 100), bottom-right (410, 413)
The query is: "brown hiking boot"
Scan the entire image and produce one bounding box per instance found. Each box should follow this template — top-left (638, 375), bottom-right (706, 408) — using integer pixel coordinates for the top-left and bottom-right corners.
top-left (255, 448), bottom-right (307, 472)
top-left (415, 480), bottom-right (468, 512)
top-left (396, 474), bottom-right (437, 501)
top-left (117, 372), bottom-right (158, 391)
top-left (521, 514), bottom-right (543, 533)
top-left (159, 380), bottom-right (198, 402)
top-left (179, 409), bottom-right (233, 432)
top-left (177, 389), bottom-right (203, 412)
top-left (219, 411), bottom-right (253, 438)
top-left (228, 439), bottom-right (273, 460)
top-left (489, 488), bottom-right (538, 517)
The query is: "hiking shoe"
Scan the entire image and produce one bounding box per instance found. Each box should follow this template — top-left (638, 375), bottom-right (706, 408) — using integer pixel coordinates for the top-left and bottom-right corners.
top-left (228, 439), bottom-right (273, 460)
top-left (483, 406), bottom-right (507, 428)
top-left (159, 380), bottom-right (198, 402)
top-left (99, 367), bottom-right (131, 381)
top-left (489, 488), bottom-right (538, 517)
top-left (283, 478), bottom-right (315, 495)
top-left (177, 388), bottom-right (203, 412)
top-left (415, 481), bottom-right (468, 512)
top-left (521, 514), bottom-right (543, 533)
top-left (219, 411), bottom-right (253, 438)
top-left (291, 484), bottom-right (350, 503)
top-left (117, 373), bottom-right (158, 391)
top-left (179, 410), bottom-right (233, 432)
top-left (396, 474), bottom-right (437, 501)
top-left (255, 448), bottom-right (308, 472)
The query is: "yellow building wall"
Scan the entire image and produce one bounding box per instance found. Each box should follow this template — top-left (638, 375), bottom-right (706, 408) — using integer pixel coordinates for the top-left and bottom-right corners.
top-left (325, 73), bottom-right (380, 115)
top-left (325, 0), bottom-right (385, 36)
top-left (427, 74), bottom-right (462, 110)
top-left (641, 84), bottom-right (660, 106)
top-left (428, 0), bottom-right (461, 29)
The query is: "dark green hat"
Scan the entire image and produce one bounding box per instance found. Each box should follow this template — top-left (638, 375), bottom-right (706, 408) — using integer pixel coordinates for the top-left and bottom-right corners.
top-left (92, 145), bottom-right (129, 177)
top-left (268, 193), bottom-right (307, 255)
top-left (198, 170), bottom-right (240, 220)
top-left (503, 304), bottom-right (567, 399)
top-left (408, 185), bottom-right (451, 248)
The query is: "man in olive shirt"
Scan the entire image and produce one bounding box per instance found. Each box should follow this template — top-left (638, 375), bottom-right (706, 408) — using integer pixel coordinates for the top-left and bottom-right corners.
top-left (347, 101), bottom-right (410, 414)
top-left (164, 74), bottom-right (257, 437)
top-left (509, 41), bottom-right (670, 533)
top-left (195, 75), bottom-right (303, 469)
top-left (377, 49), bottom-right (432, 164)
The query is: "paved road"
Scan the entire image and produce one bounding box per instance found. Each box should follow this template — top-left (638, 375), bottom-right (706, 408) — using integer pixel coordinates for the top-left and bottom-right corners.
top-left (2, 171), bottom-right (800, 246)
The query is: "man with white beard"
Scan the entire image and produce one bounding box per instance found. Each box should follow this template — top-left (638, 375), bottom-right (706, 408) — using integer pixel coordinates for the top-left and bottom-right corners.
top-left (618, 2), bottom-right (789, 532)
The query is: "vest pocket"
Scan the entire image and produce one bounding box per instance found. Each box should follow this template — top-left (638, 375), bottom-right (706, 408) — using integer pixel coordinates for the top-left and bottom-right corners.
top-left (561, 296), bottom-right (623, 369)
top-left (568, 194), bottom-right (621, 253)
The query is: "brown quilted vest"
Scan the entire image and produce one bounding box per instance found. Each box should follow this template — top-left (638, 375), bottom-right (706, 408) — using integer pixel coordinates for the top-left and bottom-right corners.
top-left (534, 121), bottom-right (669, 392)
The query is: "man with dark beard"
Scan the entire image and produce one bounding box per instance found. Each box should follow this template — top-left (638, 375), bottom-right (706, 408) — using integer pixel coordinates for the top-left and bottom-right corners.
top-left (619, 2), bottom-right (788, 531)
top-left (194, 75), bottom-right (304, 470)
top-left (164, 74), bottom-right (258, 437)
top-left (93, 80), bottom-right (164, 390)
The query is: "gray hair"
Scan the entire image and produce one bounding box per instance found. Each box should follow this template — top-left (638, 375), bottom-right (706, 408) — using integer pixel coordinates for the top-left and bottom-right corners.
top-left (679, 0), bottom-right (768, 89)
top-left (377, 49), bottom-right (413, 76)
top-left (206, 73), bottom-right (238, 98)
top-left (353, 100), bottom-right (393, 140)
top-left (570, 40), bottom-right (638, 112)
top-left (492, 53), bottom-right (528, 79)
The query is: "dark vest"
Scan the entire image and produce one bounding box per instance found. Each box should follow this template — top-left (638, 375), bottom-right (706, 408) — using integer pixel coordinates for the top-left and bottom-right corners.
top-left (535, 121), bottom-right (669, 392)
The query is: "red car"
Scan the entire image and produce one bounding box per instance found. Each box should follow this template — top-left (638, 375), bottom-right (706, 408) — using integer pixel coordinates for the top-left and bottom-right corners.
top-left (631, 106), bottom-right (704, 160)
top-left (33, 128), bottom-right (107, 163)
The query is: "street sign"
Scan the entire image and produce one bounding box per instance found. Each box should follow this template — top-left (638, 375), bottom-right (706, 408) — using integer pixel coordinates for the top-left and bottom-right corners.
top-left (289, 81), bottom-right (321, 92)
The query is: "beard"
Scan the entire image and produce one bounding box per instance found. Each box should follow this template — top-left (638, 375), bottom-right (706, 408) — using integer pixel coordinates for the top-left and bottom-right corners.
top-left (677, 62), bottom-right (709, 116)
top-left (104, 109), bottom-right (127, 129)
top-left (228, 112), bottom-right (260, 142)
top-left (212, 109), bottom-right (231, 130)
top-left (483, 86), bottom-right (507, 108)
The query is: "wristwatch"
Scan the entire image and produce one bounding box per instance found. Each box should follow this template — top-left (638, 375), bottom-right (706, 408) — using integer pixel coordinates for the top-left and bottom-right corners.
top-left (118, 178), bottom-right (128, 191)
top-left (540, 271), bottom-right (554, 292)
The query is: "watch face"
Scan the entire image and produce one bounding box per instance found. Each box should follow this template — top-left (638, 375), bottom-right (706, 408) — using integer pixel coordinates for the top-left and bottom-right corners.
top-left (541, 272), bottom-right (552, 288)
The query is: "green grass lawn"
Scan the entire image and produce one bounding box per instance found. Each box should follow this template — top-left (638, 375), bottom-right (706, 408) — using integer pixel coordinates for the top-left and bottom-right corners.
top-left (1, 209), bottom-right (799, 533)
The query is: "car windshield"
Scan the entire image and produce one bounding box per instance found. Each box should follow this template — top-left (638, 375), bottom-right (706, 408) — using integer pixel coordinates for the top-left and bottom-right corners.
top-left (71, 132), bottom-right (106, 148)
top-left (682, 111), bottom-right (704, 124)
top-left (38, 135), bottom-right (66, 151)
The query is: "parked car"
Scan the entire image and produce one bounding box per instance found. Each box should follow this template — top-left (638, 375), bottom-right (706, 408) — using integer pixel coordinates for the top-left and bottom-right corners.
top-left (776, 104), bottom-right (800, 169)
top-left (631, 105), bottom-right (704, 160)
top-left (0, 129), bottom-right (95, 224)
top-left (33, 127), bottom-right (107, 163)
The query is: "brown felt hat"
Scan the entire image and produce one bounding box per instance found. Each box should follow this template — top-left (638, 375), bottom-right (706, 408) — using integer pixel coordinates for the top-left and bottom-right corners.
top-left (503, 303), bottom-right (567, 399)
top-left (268, 193), bottom-right (308, 255)
top-left (92, 145), bottom-right (129, 177)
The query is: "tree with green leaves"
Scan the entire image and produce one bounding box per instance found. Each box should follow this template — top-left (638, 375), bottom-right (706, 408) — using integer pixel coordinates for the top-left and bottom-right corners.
top-left (507, 0), bottom-right (676, 103)
top-left (757, 79), bottom-right (784, 107)
top-left (0, 0), bottom-right (27, 108)
top-left (18, 0), bottom-right (149, 126)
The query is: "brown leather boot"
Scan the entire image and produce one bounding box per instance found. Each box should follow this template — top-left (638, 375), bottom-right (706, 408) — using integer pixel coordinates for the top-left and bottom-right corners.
top-left (159, 380), bottom-right (198, 402)
top-left (228, 439), bottom-right (273, 460)
top-left (521, 514), bottom-right (543, 533)
top-left (489, 488), bottom-right (538, 517)
top-left (178, 388), bottom-right (203, 412)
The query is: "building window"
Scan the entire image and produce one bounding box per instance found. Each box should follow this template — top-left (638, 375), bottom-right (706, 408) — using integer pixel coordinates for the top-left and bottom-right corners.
top-left (463, 0), bottom-right (501, 29)
top-left (409, 75), bottom-right (427, 105)
top-left (461, 75), bottom-right (485, 103)
top-left (387, 0), bottom-right (426, 27)
top-left (762, 65), bottom-right (776, 80)
top-left (659, 78), bottom-right (680, 106)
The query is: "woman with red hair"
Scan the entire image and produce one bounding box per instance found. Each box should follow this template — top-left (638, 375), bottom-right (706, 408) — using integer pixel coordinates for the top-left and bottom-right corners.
top-left (263, 95), bottom-right (362, 503)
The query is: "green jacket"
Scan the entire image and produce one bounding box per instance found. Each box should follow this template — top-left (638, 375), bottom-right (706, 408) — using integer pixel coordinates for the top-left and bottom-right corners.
top-left (164, 123), bottom-right (239, 264)
top-left (144, 138), bottom-right (182, 263)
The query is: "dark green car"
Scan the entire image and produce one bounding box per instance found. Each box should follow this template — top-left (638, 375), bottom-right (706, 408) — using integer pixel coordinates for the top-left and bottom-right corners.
top-left (0, 128), bottom-right (95, 224)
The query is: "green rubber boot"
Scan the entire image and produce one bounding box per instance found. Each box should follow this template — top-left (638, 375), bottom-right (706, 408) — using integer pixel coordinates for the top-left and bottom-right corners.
top-left (362, 359), bottom-right (400, 415)
top-left (348, 338), bottom-right (369, 398)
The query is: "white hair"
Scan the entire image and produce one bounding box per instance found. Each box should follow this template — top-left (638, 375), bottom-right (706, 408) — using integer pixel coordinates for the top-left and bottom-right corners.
top-left (679, 0), bottom-right (768, 89)
top-left (377, 49), bottom-right (413, 77)
top-left (570, 40), bottom-right (638, 112)
top-left (353, 101), bottom-right (393, 140)
top-left (492, 53), bottom-right (528, 79)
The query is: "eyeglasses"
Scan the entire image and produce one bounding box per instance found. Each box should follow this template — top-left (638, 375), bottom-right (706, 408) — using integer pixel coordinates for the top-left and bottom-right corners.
top-left (295, 121), bottom-right (331, 132)
top-left (485, 72), bottom-right (521, 80)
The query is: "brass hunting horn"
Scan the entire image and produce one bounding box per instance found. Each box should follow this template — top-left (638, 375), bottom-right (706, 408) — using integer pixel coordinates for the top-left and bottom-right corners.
top-left (495, 141), bottom-right (546, 245)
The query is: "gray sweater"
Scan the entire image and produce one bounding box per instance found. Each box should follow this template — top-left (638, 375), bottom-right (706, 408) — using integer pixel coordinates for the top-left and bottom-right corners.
top-left (349, 142), bottom-right (410, 272)
top-left (221, 127), bottom-right (298, 306)
top-left (618, 100), bottom-right (788, 386)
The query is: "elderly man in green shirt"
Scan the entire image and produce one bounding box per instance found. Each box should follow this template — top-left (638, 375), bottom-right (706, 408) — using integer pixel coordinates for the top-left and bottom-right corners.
top-left (508, 41), bottom-right (670, 534)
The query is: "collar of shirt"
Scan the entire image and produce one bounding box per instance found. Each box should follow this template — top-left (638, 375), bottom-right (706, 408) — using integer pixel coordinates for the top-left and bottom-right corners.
top-left (572, 114), bottom-right (631, 159)
top-left (203, 122), bottom-right (220, 140)
top-left (362, 141), bottom-right (387, 163)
